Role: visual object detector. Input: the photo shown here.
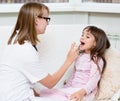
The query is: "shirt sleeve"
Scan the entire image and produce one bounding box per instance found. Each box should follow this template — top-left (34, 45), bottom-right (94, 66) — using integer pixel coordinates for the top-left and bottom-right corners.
top-left (18, 44), bottom-right (49, 84)
top-left (83, 58), bottom-right (104, 94)
top-left (20, 60), bottom-right (49, 84)
top-left (2, 43), bottom-right (49, 84)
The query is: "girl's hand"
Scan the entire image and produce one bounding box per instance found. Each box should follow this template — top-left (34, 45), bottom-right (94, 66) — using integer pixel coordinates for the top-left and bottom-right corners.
top-left (70, 89), bottom-right (86, 101)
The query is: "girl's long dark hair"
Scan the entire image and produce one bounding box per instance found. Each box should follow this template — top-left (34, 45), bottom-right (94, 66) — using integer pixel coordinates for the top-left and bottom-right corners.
top-left (83, 26), bottom-right (110, 73)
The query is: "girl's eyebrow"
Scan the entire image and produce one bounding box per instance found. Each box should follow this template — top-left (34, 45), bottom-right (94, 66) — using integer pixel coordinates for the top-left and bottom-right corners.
top-left (86, 33), bottom-right (90, 35)
top-left (82, 30), bottom-right (92, 36)
top-left (86, 32), bottom-right (92, 35)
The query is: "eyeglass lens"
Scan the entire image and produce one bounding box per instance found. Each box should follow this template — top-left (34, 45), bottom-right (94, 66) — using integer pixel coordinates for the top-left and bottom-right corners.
top-left (38, 16), bottom-right (51, 22)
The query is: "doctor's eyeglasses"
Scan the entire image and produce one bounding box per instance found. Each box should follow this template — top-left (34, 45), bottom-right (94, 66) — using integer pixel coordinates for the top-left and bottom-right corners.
top-left (38, 16), bottom-right (51, 23)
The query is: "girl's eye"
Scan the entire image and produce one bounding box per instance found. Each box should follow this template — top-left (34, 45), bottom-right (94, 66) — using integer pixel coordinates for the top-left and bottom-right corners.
top-left (86, 36), bottom-right (90, 38)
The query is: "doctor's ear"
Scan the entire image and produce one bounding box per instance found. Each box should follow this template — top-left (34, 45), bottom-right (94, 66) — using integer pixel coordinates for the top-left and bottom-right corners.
top-left (34, 16), bottom-right (39, 25)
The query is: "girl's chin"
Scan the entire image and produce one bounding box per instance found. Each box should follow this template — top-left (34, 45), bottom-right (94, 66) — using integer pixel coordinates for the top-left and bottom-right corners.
top-left (79, 46), bottom-right (84, 50)
top-left (79, 48), bottom-right (84, 52)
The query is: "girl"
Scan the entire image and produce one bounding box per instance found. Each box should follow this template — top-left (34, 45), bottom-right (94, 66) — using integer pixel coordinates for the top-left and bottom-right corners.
top-left (40, 26), bottom-right (111, 101)
top-left (0, 2), bottom-right (79, 101)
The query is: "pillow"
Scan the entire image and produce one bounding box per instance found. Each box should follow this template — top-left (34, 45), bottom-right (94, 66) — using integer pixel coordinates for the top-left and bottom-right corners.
top-left (96, 47), bottom-right (120, 100)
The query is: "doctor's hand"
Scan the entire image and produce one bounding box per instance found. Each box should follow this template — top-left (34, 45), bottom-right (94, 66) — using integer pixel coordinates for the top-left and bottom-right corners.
top-left (66, 42), bottom-right (79, 64)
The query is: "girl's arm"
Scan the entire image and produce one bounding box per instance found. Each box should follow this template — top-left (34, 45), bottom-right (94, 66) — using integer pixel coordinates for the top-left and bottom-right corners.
top-left (69, 68), bottom-right (100, 101)
top-left (39, 43), bottom-right (79, 88)
top-left (83, 59), bottom-right (104, 95)
top-left (69, 59), bottom-right (104, 101)
top-left (70, 89), bottom-right (86, 101)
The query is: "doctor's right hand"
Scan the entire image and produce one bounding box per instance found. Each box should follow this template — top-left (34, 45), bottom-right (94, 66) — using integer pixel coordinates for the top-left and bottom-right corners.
top-left (66, 42), bottom-right (79, 64)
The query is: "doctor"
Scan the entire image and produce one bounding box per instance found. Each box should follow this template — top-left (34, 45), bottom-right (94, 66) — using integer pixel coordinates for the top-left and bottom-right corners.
top-left (0, 2), bottom-right (79, 101)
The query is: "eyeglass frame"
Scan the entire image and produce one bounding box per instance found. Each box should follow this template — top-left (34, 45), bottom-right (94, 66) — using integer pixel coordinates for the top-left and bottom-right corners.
top-left (38, 16), bottom-right (51, 22)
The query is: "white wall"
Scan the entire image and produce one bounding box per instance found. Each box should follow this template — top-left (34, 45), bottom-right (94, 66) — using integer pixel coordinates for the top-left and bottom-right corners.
top-left (0, 26), bottom-right (13, 58)
top-left (0, 3), bottom-right (120, 33)
top-left (0, 3), bottom-right (120, 50)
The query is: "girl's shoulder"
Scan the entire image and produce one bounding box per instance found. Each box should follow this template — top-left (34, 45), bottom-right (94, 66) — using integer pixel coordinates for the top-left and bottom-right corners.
top-left (76, 52), bottom-right (91, 62)
top-left (79, 52), bottom-right (90, 59)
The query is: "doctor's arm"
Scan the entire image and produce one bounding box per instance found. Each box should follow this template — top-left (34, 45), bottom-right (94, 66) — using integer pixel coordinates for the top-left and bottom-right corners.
top-left (39, 43), bottom-right (79, 88)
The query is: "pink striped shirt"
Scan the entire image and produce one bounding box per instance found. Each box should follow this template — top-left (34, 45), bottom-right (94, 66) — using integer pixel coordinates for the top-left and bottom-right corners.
top-left (40, 53), bottom-right (104, 101)
top-left (64, 53), bottom-right (104, 97)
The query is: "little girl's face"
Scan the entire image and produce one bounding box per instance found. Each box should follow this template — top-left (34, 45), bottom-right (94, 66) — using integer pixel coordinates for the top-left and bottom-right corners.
top-left (79, 29), bottom-right (96, 53)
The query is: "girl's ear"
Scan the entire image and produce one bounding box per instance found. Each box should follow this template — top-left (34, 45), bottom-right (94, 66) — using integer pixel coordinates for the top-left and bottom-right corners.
top-left (93, 41), bottom-right (96, 47)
